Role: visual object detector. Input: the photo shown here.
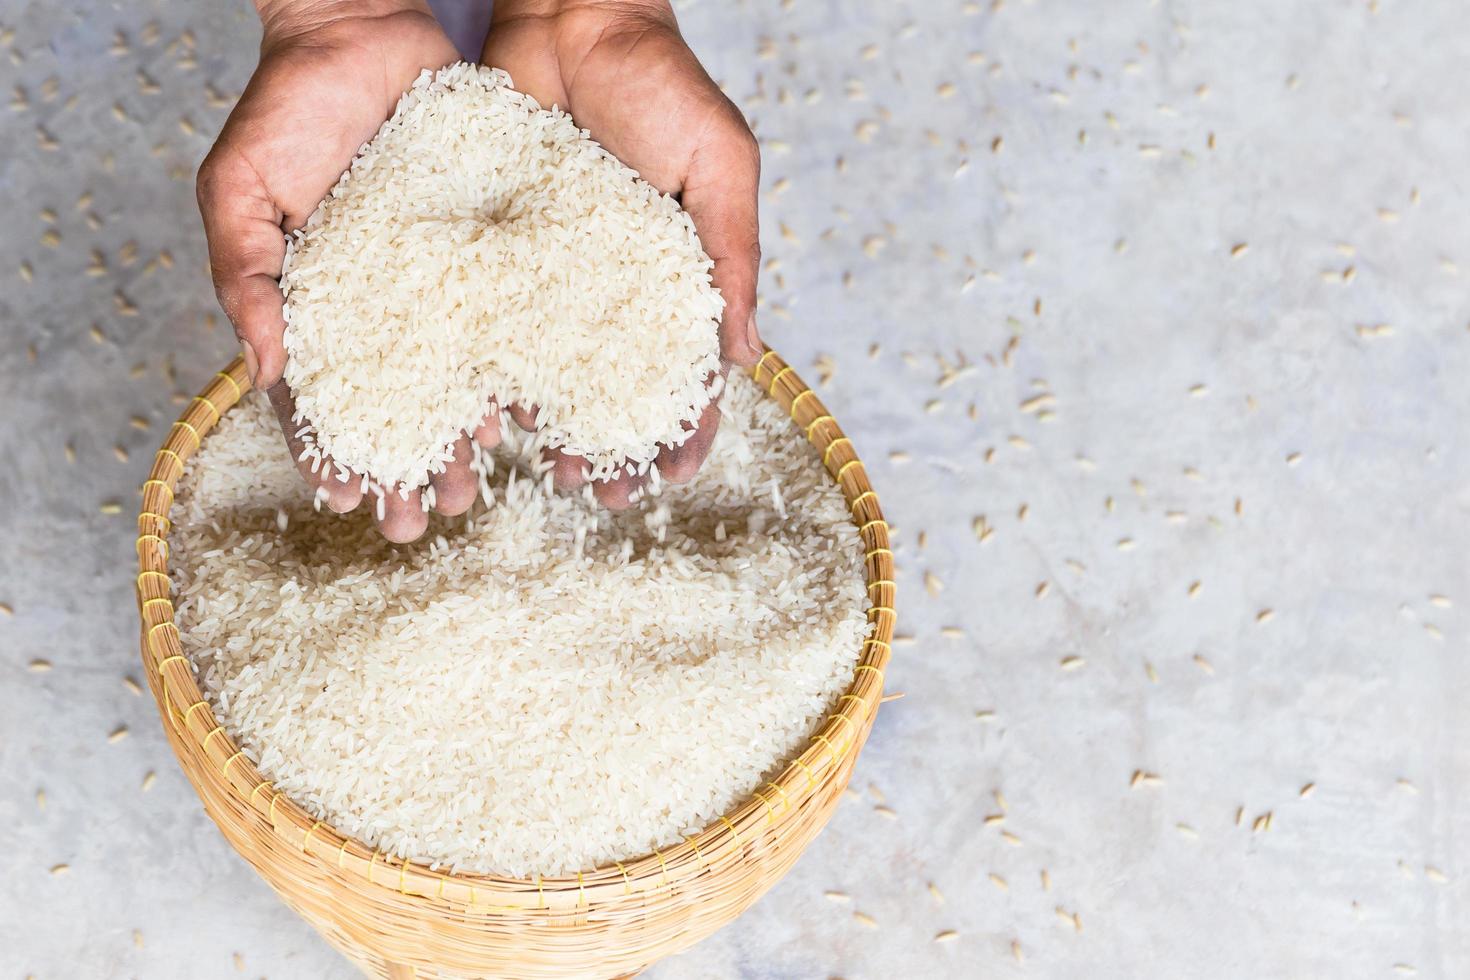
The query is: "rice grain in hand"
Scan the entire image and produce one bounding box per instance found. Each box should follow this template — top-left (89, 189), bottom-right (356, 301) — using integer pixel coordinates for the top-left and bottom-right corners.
top-left (281, 63), bottom-right (725, 491)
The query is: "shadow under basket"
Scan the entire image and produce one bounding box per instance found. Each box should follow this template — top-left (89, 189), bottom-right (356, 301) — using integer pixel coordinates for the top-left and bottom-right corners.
top-left (135, 349), bottom-right (896, 979)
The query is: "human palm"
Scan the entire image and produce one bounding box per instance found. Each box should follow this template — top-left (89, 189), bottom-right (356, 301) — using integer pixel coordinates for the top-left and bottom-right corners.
top-left (199, 0), bottom-right (759, 536)
top-left (198, 5), bottom-right (464, 540)
top-left (482, 0), bottom-right (763, 507)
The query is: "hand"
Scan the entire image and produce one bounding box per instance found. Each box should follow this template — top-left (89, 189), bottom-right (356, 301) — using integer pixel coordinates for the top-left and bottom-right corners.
top-left (196, 0), bottom-right (465, 542)
top-left (482, 0), bottom-right (764, 508)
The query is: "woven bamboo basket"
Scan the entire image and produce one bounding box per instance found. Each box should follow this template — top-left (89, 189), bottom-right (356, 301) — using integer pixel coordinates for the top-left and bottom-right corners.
top-left (135, 348), bottom-right (895, 979)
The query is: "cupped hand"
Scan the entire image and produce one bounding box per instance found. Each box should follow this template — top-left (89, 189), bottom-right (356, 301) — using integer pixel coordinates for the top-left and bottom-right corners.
top-left (482, 0), bottom-right (764, 509)
top-left (196, 0), bottom-right (467, 542)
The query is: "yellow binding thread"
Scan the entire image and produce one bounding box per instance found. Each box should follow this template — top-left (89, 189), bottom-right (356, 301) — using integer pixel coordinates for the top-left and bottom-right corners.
top-left (792, 757), bottom-right (818, 790)
top-left (183, 700), bottom-right (211, 725)
top-left (849, 490), bottom-right (878, 513)
top-left (172, 420), bottom-right (201, 449)
top-left (222, 750), bottom-right (247, 778)
top-left (302, 821), bottom-right (322, 853)
top-left (140, 478), bottom-right (174, 503)
top-left (827, 712), bottom-right (856, 751)
top-left (823, 437), bottom-right (852, 467)
top-left (804, 414), bottom-right (835, 438)
top-left (866, 579), bottom-right (896, 592)
top-left (215, 371), bottom-right (242, 398)
top-left (867, 605), bottom-right (896, 620)
top-left (836, 459), bottom-right (865, 482)
top-left (155, 448), bottom-right (185, 475)
top-left (864, 547), bottom-right (893, 560)
top-left (536, 875), bottom-right (546, 909)
top-left (754, 350), bottom-right (780, 380)
top-left (767, 365), bottom-right (794, 396)
top-left (136, 569), bottom-right (171, 592)
top-left (615, 861), bottom-right (633, 894)
top-left (136, 534), bottom-right (169, 560)
top-left (752, 787), bottom-right (778, 823)
top-left (813, 733), bottom-right (840, 767)
top-left (249, 780), bottom-right (272, 806)
top-left (789, 389), bottom-right (818, 418)
top-left (719, 815), bottom-right (745, 844)
top-left (153, 651), bottom-right (186, 674)
top-left (399, 856), bottom-right (410, 894)
top-left (202, 725), bottom-right (226, 751)
top-left (141, 597), bottom-right (172, 616)
top-left (685, 834), bottom-right (707, 867)
top-left (368, 851), bottom-right (379, 885)
top-left (340, 840), bottom-right (352, 871)
top-left (857, 518), bottom-right (888, 536)
top-left (854, 663), bottom-right (885, 679)
top-left (654, 848), bottom-right (670, 885)
top-left (191, 395), bottom-right (220, 423)
top-left (576, 871), bottom-right (588, 907)
top-left (766, 781), bottom-right (792, 812)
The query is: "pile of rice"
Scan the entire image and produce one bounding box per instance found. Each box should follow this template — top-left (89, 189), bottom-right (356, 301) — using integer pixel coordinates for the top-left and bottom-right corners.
top-left (280, 63), bottom-right (725, 491)
top-left (171, 372), bottom-right (869, 877)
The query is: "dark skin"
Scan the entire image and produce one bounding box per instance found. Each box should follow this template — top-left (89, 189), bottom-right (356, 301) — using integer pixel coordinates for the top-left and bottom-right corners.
top-left (197, 0), bottom-right (762, 541)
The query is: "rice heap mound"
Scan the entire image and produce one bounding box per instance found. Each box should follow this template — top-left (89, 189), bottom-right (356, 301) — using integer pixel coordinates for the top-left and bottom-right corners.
top-left (280, 62), bottom-right (724, 491)
top-left (171, 373), bottom-right (869, 877)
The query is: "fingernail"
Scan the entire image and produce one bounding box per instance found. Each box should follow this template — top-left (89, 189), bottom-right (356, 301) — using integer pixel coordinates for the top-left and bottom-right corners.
top-left (239, 339), bottom-right (259, 389)
top-left (745, 311), bottom-right (762, 359)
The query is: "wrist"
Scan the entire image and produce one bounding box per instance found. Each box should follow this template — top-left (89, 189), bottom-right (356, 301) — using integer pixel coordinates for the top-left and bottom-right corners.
top-left (256, 0), bottom-right (432, 42)
top-left (491, 0), bottom-right (674, 26)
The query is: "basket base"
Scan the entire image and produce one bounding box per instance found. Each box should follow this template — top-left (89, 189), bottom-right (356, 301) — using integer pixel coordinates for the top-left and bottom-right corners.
top-left (373, 957), bottom-right (641, 980)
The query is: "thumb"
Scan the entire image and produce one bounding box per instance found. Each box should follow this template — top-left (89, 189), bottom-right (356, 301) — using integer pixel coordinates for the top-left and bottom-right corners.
top-left (681, 111), bottom-right (763, 367)
top-left (196, 143), bottom-right (289, 390)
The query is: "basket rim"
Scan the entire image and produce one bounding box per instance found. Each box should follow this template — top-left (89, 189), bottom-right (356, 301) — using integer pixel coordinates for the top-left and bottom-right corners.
top-left (135, 347), bottom-right (894, 911)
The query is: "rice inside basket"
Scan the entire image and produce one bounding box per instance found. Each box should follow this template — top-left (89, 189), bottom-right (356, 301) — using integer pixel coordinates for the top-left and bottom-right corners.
top-left (171, 372), bottom-right (869, 877)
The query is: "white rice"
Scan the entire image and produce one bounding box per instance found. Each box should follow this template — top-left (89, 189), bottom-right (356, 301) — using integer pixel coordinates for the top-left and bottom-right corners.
top-left (171, 373), bottom-right (869, 877)
top-left (280, 63), bottom-right (725, 489)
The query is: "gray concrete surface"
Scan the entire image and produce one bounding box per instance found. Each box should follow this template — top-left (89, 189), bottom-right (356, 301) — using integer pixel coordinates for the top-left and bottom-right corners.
top-left (3, 0), bottom-right (1470, 977)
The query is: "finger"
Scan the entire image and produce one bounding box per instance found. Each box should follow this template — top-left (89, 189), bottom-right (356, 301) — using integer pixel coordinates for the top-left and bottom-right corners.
top-left (472, 399), bottom-right (503, 450)
top-left (507, 402), bottom-right (540, 432)
top-left (430, 434), bottom-right (479, 517)
top-left (681, 108), bottom-right (763, 367)
top-left (197, 143), bottom-right (290, 389)
top-left (656, 397), bottom-right (722, 485)
top-left (377, 485), bottom-right (428, 544)
top-left (544, 448), bottom-right (590, 491)
top-left (593, 469), bottom-right (643, 511)
top-left (266, 381), bottom-right (363, 513)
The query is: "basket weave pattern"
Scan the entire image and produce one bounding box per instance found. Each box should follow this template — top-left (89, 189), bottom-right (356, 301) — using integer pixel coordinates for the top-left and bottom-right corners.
top-left (135, 350), bottom-right (895, 979)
